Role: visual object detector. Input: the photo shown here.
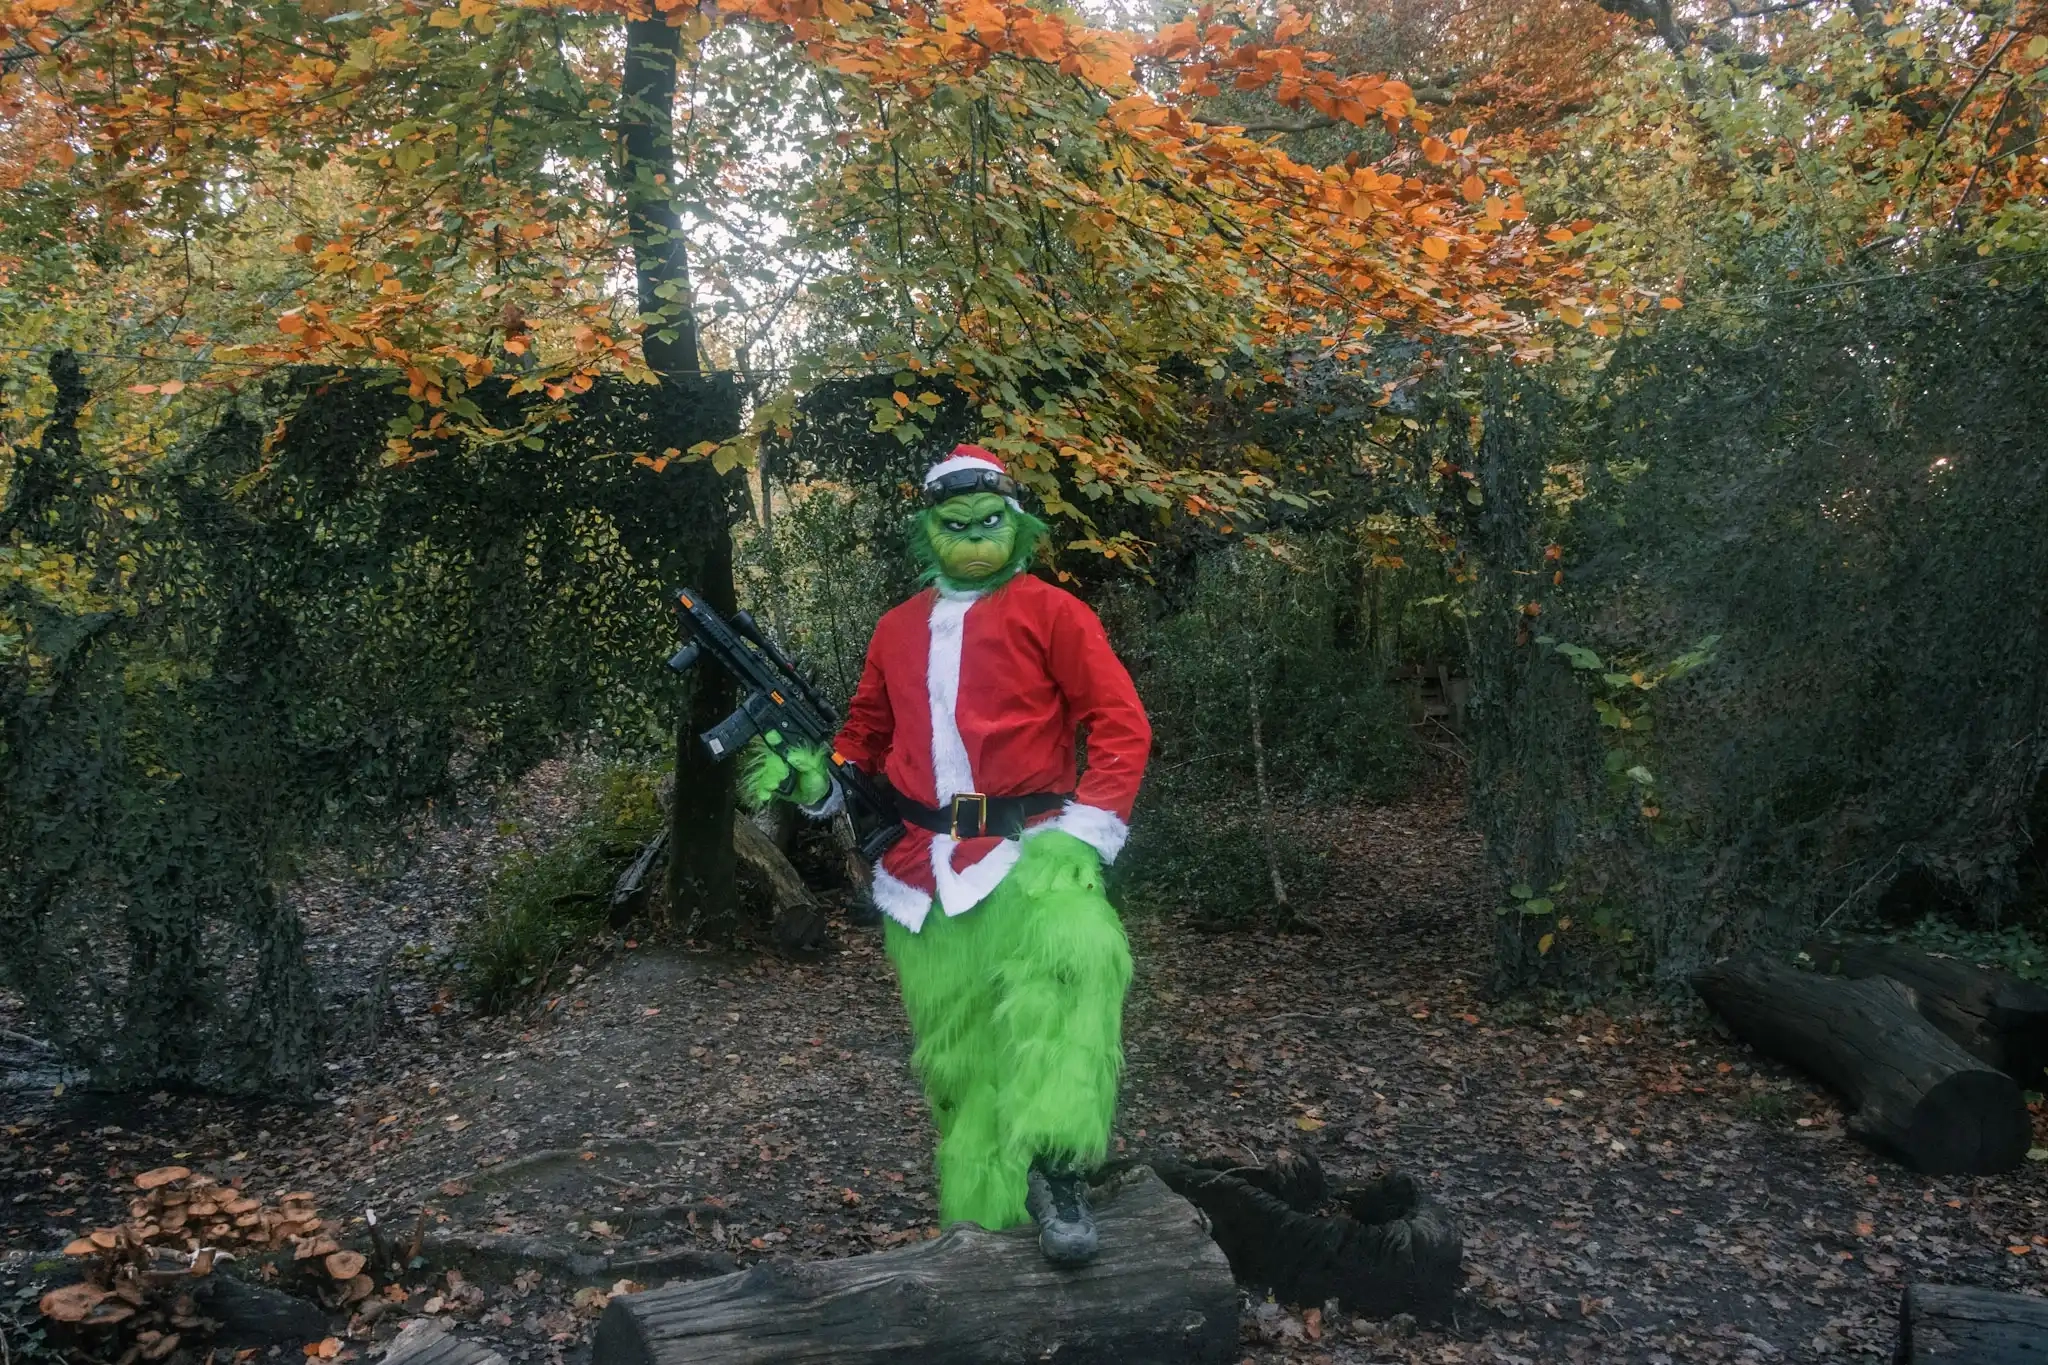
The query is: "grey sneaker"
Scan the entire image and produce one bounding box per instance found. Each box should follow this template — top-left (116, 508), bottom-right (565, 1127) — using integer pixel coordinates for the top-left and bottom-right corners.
top-left (1026, 1166), bottom-right (1099, 1267)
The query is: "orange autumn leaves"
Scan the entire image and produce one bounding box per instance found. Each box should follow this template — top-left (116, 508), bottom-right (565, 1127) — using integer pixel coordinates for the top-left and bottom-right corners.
top-left (703, 0), bottom-right (1584, 349)
top-left (0, 0), bottom-right (1616, 494)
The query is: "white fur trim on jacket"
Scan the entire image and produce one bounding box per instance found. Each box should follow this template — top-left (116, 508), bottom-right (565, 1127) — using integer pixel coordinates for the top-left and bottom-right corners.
top-left (932, 834), bottom-right (1023, 918)
top-left (872, 864), bottom-right (934, 933)
top-left (1029, 801), bottom-right (1131, 865)
top-left (925, 593), bottom-right (976, 804)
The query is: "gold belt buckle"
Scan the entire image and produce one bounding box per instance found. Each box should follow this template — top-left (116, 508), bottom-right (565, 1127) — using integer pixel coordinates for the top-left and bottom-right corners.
top-left (950, 792), bottom-right (988, 838)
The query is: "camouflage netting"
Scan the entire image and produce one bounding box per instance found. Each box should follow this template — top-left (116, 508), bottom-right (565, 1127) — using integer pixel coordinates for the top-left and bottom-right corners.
top-left (0, 363), bottom-right (738, 1092)
top-left (1457, 277), bottom-right (2048, 990)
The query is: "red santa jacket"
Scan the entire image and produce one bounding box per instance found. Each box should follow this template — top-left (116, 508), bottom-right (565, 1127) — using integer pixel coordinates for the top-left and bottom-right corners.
top-left (822, 573), bottom-right (1151, 932)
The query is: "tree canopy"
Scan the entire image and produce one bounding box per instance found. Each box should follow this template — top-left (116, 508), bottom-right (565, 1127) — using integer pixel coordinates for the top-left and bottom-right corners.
top-left (0, 0), bottom-right (1616, 562)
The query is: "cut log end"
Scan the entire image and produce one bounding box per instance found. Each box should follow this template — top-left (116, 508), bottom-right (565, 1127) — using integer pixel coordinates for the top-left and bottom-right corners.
top-left (1895, 1071), bottom-right (2032, 1175)
top-left (591, 1169), bottom-right (1237, 1365)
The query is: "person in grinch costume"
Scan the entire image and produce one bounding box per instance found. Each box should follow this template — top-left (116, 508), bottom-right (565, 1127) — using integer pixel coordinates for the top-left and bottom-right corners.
top-left (741, 444), bottom-right (1151, 1266)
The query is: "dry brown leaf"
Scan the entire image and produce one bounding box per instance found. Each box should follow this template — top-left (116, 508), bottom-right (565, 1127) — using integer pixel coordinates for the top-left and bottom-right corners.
top-left (305, 1338), bottom-right (341, 1359)
top-left (135, 1167), bottom-right (191, 1191)
top-left (40, 1284), bottom-right (109, 1322)
top-left (324, 1250), bottom-right (366, 1281)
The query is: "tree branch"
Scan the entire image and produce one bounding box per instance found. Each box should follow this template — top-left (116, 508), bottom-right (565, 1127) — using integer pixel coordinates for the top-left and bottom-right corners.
top-left (1213, 87), bottom-right (1453, 136)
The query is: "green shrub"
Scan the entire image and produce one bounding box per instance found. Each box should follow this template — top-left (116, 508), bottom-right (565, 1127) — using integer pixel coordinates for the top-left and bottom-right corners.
top-left (735, 481), bottom-right (916, 708)
top-left (1114, 800), bottom-right (1330, 925)
top-left (1104, 540), bottom-right (1422, 808)
top-left (457, 762), bottom-right (666, 1012)
top-left (1102, 538), bottom-right (1422, 926)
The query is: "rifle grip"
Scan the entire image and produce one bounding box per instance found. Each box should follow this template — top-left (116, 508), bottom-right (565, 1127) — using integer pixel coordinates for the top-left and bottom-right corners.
top-left (700, 705), bottom-right (761, 759)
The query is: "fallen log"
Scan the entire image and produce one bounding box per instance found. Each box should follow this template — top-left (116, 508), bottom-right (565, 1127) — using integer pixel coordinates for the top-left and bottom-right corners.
top-left (1694, 955), bottom-right (2030, 1175)
top-left (380, 1319), bottom-right (510, 1365)
top-left (1805, 938), bottom-right (2048, 1089)
top-left (590, 1169), bottom-right (1236, 1365)
top-left (1894, 1282), bottom-right (2048, 1363)
top-left (731, 817), bottom-right (827, 959)
top-left (1147, 1150), bottom-right (1462, 1320)
top-left (614, 820), bottom-right (828, 957)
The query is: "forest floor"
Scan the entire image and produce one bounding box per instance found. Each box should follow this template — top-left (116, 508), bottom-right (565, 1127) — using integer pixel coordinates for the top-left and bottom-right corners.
top-left (4, 760), bottom-right (2047, 1365)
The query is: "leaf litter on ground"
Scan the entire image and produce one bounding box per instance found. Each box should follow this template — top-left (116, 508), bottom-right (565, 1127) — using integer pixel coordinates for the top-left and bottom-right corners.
top-left (3, 762), bottom-right (2046, 1365)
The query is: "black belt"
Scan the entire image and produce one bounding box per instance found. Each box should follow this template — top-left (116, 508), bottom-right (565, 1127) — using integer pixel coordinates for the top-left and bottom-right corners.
top-left (898, 791), bottom-right (1069, 840)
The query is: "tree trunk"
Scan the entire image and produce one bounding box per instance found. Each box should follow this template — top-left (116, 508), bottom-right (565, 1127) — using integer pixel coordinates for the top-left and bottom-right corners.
top-left (621, 19), bottom-right (699, 382)
top-left (1243, 656), bottom-right (1289, 916)
top-left (1693, 955), bottom-right (2030, 1175)
top-left (590, 1170), bottom-right (1237, 1365)
top-left (1806, 938), bottom-right (2048, 1089)
top-left (665, 520), bottom-right (739, 938)
top-left (1894, 1282), bottom-right (2048, 1363)
top-left (620, 15), bottom-right (739, 937)
top-left (732, 816), bottom-right (828, 959)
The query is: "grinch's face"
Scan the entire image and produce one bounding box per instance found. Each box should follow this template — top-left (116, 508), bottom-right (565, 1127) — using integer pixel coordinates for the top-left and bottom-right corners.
top-left (926, 492), bottom-right (1018, 584)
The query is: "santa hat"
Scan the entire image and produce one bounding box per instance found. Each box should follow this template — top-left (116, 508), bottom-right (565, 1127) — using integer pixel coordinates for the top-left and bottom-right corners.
top-left (922, 444), bottom-right (1023, 510)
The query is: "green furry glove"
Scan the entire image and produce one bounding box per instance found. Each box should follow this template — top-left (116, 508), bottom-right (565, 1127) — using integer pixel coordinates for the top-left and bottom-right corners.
top-left (739, 731), bottom-right (834, 810)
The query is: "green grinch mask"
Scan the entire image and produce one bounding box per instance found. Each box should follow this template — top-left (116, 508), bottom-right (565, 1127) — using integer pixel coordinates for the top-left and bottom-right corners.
top-left (911, 491), bottom-right (1049, 594)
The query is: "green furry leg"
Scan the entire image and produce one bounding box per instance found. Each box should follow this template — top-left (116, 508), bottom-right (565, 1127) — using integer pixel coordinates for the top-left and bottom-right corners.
top-left (987, 833), bottom-right (1132, 1172)
top-left (883, 831), bottom-right (1132, 1230)
top-left (885, 907), bottom-right (1031, 1229)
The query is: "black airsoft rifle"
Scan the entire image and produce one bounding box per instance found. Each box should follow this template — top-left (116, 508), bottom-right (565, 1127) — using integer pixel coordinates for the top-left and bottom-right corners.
top-left (666, 588), bottom-right (904, 862)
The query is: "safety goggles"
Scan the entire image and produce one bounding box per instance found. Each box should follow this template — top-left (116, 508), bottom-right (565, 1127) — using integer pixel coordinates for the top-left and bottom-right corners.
top-left (922, 468), bottom-right (1023, 505)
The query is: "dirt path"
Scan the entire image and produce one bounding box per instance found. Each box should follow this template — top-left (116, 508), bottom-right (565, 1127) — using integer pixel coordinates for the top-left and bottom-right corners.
top-left (5, 772), bottom-right (2046, 1365)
